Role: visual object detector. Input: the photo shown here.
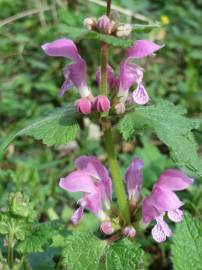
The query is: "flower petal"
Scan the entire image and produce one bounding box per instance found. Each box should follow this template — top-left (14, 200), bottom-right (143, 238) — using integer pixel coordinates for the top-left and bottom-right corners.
top-left (59, 171), bottom-right (96, 193)
top-left (71, 206), bottom-right (84, 224)
top-left (62, 61), bottom-right (89, 97)
top-left (84, 191), bottom-right (102, 214)
top-left (125, 157), bottom-right (144, 201)
top-left (42, 38), bottom-right (80, 61)
top-left (76, 156), bottom-right (109, 181)
top-left (59, 79), bottom-right (73, 96)
top-left (151, 186), bottom-right (183, 213)
top-left (75, 156), bottom-right (112, 201)
top-left (42, 39), bottom-right (89, 97)
top-left (158, 169), bottom-right (193, 191)
top-left (120, 62), bottom-right (143, 89)
top-left (156, 215), bottom-right (172, 237)
top-left (132, 84), bottom-right (150, 105)
top-left (168, 209), bottom-right (183, 223)
top-left (152, 223), bottom-right (167, 243)
top-left (142, 195), bottom-right (161, 223)
top-left (152, 216), bottom-right (172, 243)
top-left (96, 65), bottom-right (117, 90)
top-left (94, 95), bottom-right (111, 113)
top-left (76, 97), bottom-right (92, 115)
top-left (126, 40), bottom-right (163, 59)
top-left (100, 220), bottom-right (114, 235)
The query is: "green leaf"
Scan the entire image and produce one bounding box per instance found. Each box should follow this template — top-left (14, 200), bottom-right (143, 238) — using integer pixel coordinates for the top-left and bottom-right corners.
top-left (27, 248), bottom-right (59, 270)
top-left (0, 104), bottom-right (79, 154)
top-left (171, 213), bottom-right (202, 270)
top-left (118, 100), bottom-right (201, 176)
top-left (132, 23), bottom-right (161, 33)
top-left (59, 25), bottom-right (134, 48)
top-left (17, 221), bottom-right (62, 253)
top-left (62, 232), bottom-right (144, 270)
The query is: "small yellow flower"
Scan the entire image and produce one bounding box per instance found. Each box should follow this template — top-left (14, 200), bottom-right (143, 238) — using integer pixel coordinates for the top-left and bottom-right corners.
top-left (160, 15), bottom-right (170, 25)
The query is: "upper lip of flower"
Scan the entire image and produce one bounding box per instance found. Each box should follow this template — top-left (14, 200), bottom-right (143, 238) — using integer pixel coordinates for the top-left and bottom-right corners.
top-left (41, 38), bottom-right (89, 97)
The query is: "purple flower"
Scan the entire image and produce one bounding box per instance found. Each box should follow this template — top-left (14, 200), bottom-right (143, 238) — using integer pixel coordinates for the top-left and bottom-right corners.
top-left (76, 97), bottom-right (92, 115)
top-left (94, 95), bottom-right (111, 112)
top-left (125, 157), bottom-right (144, 203)
top-left (117, 40), bottom-right (162, 105)
top-left (96, 64), bottom-right (118, 91)
top-left (42, 38), bottom-right (90, 97)
top-left (142, 169), bottom-right (193, 243)
top-left (100, 220), bottom-right (114, 235)
top-left (59, 156), bottom-right (112, 224)
top-left (97, 15), bottom-right (112, 34)
top-left (123, 226), bottom-right (136, 238)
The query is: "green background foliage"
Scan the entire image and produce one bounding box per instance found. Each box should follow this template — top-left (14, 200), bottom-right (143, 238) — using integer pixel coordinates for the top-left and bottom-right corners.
top-left (0, 0), bottom-right (202, 269)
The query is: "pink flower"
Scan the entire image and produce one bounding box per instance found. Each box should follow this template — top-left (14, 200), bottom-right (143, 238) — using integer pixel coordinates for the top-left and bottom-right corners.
top-left (42, 38), bottom-right (90, 97)
top-left (96, 64), bottom-right (118, 91)
top-left (94, 95), bottom-right (111, 112)
top-left (142, 169), bottom-right (193, 243)
top-left (76, 97), bottom-right (92, 115)
top-left (59, 156), bottom-right (112, 224)
top-left (100, 220), bottom-right (114, 235)
top-left (117, 40), bottom-right (162, 105)
top-left (125, 157), bottom-right (144, 203)
top-left (97, 15), bottom-right (114, 34)
top-left (123, 226), bottom-right (136, 238)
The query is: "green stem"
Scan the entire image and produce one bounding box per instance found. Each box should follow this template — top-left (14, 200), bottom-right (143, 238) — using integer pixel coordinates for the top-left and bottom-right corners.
top-left (99, 0), bottom-right (130, 224)
top-left (8, 234), bottom-right (14, 269)
top-left (100, 43), bottom-right (108, 96)
top-left (102, 120), bottom-right (130, 223)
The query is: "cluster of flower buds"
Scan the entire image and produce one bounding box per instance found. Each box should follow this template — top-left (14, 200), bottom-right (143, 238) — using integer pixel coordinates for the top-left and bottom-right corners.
top-left (59, 155), bottom-right (193, 243)
top-left (83, 15), bottom-right (132, 38)
top-left (76, 95), bottom-right (110, 115)
top-left (42, 36), bottom-right (162, 116)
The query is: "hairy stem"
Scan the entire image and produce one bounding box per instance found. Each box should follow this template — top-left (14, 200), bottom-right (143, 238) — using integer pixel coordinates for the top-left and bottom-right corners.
top-left (102, 119), bottom-right (130, 223)
top-left (100, 43), bottom-right (108, 96)
top-left (99, 0), bottom-right (130, 223)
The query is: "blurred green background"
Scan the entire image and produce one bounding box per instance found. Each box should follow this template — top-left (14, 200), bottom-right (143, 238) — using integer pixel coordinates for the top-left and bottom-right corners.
top-left (0, 0), bottom-right (202, 269)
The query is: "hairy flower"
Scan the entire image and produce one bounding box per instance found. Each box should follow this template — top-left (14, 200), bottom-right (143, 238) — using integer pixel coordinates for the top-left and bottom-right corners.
top-left (59, 156), bottom-right (112, 224)
top-left (125, 157), bottom-right (144, 203)
top-left (97, 15), bottom-right (115, 34)
top-left (96, 64), bottom-right (118, 91)
top-left (76, 97), bottom-right (92, 115)
top-left (94, 95), bottom-right (111, 112)
top-left (42, 38), bottom-right (90, 97)
top-left (142, 169), bottom-right (193, 243)
top-left (117, 40), bottom-right (162, 105)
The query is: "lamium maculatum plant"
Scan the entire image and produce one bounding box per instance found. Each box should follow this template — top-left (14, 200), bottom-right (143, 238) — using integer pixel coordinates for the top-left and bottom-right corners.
top-left (1, 0), bottom-right (201, 269)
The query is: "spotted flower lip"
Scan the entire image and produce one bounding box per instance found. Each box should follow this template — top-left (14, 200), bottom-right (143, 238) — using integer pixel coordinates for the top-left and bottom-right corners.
top-left (42, 38), bottom-right (90, 97)
top-left (117, 39), bottom-right (162, 105)
top-left (142, 169), bottom-right (193, 243)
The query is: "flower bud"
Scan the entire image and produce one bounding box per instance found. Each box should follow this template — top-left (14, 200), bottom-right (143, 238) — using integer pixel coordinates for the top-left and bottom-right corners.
top-left (97, 15), bottom-right (113, 34)
top-left (123, 226), bottom-right (136, 238)
top-left (116, 24), bottom-right (132, 37)
top-left (94, 95), bottom-right (110, 113)
top-left (115, 102), bottom-right (125, 114)
top-left (83, 17), bottom-right (97, 30)
top-left (100, 221), bottom-right (114, 235)
top-left (76, 98), bottom-right (92, 115)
